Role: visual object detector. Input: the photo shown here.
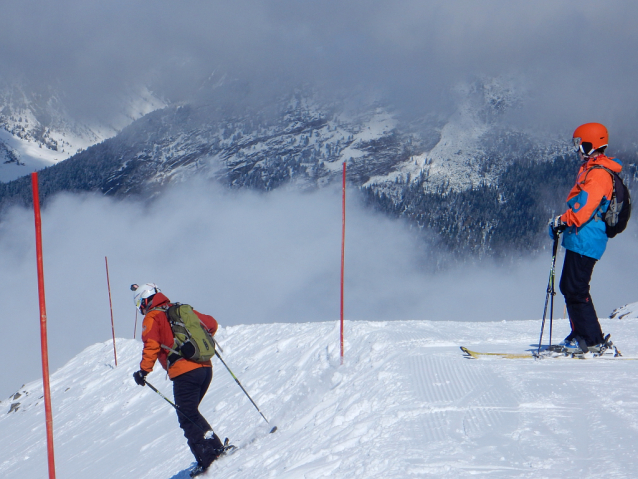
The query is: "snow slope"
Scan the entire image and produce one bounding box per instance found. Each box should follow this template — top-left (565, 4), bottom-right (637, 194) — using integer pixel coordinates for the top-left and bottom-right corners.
top-left (2, 318), bottom-right (638, 479)
top-left (610, 302), bottom-right (638, 320)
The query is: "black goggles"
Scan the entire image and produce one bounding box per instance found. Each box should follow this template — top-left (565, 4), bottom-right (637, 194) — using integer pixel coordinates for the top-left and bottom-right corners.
top-left (139, 297), bottom-right (150, 312)
top-left (573, 137), bottom-right (595, 156)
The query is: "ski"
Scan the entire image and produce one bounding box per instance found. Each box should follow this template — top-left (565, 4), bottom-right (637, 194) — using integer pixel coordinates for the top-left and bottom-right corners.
top-left (460, 347), bottom-right (531, 359)
top-left (460, 346), bottom-right (638, 360)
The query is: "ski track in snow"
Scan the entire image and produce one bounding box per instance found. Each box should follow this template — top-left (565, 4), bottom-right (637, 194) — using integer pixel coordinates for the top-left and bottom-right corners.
top-left (1, 318), bottom-right (638, 478)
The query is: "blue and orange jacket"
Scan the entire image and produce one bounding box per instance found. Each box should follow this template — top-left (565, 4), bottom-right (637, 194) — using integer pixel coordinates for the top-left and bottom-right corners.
top-left (139, 292), bottom-right (218, 379)
top-left (559, 154), bottom-right (622, 260)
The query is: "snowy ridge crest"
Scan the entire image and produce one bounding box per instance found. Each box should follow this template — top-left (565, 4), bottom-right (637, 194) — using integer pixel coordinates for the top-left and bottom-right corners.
top-left (610, 301), bottom-right (638, 319)
top-left (3, 317), bottom-right (638, 478)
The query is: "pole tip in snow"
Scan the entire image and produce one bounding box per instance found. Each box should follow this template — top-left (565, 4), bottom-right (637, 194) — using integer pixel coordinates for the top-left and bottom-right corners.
top-left (269, 426), bottom-right (277, 434)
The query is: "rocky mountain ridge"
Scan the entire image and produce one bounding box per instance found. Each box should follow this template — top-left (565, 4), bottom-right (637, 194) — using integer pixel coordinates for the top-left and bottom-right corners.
top-left (0, 78), bottom-right (165, 182)
top-left (1, 79), bottom-right (635, 258)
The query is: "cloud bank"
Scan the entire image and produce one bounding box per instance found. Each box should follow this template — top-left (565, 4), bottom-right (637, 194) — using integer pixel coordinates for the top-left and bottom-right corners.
top-left (2, 181), bottom-right (637, 398)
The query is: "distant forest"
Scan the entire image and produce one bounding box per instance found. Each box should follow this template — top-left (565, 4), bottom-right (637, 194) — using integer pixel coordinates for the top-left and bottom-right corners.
top-left (363, 154), bottom-right (638, 259)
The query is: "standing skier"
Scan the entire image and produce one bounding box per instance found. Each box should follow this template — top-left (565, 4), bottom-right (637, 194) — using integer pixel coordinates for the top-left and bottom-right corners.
top-left (131, 283), bottom-right (227, 476)
top-left (548, 123), bottom-right (621, 353)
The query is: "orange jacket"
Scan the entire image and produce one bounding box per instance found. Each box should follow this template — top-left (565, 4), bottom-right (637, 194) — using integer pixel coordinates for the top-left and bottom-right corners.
top-left (560, 154), bottom-right (623, 260)
top-left (561, 155), bottom-right (620, 227)
top-left (139, 292), bottom-right (219, 379)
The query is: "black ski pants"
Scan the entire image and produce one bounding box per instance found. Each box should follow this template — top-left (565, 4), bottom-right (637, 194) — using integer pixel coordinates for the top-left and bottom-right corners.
top-left (559, 248), bottom-right (604, 346)
top-left (172, 367), bottom-right (223, 467)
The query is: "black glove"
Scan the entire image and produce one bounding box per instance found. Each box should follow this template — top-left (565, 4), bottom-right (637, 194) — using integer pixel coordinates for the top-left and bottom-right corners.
top-left (133, 369), bottom-right (148, 386)
top-left (548, 215), bottom-right (567, 239)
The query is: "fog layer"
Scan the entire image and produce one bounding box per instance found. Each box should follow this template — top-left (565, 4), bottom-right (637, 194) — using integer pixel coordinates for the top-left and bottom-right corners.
top-left (1, 182), bottom-right (636, 398)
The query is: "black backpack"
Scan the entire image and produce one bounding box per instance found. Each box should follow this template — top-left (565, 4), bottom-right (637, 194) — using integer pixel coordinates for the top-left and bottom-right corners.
top-left (588, 165), bottom-right (631, 238)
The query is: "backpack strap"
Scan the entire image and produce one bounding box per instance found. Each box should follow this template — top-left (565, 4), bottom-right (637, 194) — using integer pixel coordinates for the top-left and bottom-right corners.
top-left (147, 305), bottom-right (169, 313)
top-left (581, 164), bottom-right (615, 185)
top-left (161, 344), bottom-right (180, 354)
top-left (580, 165), bottom-right (616, 221)
top-left (161, 343), bottom-right (183, 367)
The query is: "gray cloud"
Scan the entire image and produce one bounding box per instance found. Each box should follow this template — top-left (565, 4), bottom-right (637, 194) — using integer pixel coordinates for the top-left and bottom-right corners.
top-left (2, 182), bottom-right (636, 398)
top-left (3, 1), bottom-right (638, 136)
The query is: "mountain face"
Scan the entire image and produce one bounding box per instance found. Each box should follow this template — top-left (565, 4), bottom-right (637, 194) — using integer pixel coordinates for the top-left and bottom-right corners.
top-left (0, 78), bottom-right (165, 182)
top-left (0, 79), bottom-right (635, 258)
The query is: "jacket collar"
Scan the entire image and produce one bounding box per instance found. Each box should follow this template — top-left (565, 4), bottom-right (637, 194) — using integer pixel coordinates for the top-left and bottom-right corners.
top-left (148, 292), bottom-right (171, 310)
top-left (584, 154), bottom-right (622, 173)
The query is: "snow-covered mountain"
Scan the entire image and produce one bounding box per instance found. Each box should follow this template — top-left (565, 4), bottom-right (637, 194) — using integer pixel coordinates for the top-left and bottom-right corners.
top-left (3, 317), bottom-right (638, 478)
top-left (0, 79), bottom-right (165, 182)
top-left (0, 77), bottom-right (544, 192)
top-left (610, 302), bottom-right (638, 319)
top-left (0, 78), bottom-right (635, 257)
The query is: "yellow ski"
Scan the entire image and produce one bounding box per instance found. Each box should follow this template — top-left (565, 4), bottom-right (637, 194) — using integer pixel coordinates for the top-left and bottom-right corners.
top-left (460, 346), bottom-right (532, 359)
top-left (460, 346), bottom-right (637, 360)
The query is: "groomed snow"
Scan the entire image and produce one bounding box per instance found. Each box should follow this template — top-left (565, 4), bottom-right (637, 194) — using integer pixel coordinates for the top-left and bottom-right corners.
top-left (2, 317), bottom-right (638, 478)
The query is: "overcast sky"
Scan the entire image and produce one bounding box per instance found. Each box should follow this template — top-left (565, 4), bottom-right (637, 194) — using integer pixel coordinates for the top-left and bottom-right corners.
top-left (3, 0), bottom-right (638, 137)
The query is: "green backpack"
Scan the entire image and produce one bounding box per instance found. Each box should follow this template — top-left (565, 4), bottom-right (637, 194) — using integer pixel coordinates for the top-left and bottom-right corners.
top-left (162, 303), bottom-right (216, 363)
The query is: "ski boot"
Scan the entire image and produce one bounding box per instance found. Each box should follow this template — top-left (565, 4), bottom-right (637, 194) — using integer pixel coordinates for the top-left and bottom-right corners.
top-left (560, 336), bottom-right (587, 355)
top-left (189, 464), bottom-right (206, 477)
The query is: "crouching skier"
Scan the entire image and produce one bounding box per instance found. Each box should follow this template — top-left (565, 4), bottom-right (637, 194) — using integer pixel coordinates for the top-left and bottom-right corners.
top-left (131, 283), bottom-right (229, 477)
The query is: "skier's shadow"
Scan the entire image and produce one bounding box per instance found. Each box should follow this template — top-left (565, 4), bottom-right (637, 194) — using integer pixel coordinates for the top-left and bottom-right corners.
top-left (168, 464), bottom-right (197, 479)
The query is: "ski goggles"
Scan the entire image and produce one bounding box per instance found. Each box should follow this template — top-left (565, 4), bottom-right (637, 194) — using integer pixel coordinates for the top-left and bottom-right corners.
top-left (137, 296), bottom-right (152, 312)
top-left (573, 137), bottom-right (606, 156)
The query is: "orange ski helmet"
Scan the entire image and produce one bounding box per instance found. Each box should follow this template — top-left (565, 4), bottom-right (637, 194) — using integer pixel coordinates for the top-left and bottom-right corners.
top-left (572, 123), bottom-right (608, 156)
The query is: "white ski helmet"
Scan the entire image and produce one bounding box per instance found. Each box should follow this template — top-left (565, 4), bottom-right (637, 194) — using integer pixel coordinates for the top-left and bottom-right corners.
top-left (131, 283), bottom-right (160, 313)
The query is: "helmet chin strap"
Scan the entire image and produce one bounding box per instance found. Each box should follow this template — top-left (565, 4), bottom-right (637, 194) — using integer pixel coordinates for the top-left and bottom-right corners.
top-left (578, 150), bottom-right (597, 162)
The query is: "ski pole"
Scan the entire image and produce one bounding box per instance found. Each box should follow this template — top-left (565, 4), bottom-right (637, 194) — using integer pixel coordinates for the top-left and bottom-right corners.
top-left (144, 380), bottom-right (208, 434)
top-left (548, 233), bottom-right (561, 347)
top-left (537, 233), bottom-right (560, 356)
top-left (214, 350), bottom-right (277, 433)
top-left (548, 241), bottom-right (559, 347)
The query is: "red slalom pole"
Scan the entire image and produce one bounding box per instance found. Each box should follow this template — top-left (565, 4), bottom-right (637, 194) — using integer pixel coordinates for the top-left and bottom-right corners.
top-left (105, 256), bottom-right (118, 366)
top-left (31, 172), bottom-right (57, 479)
top-left (340, 162), bottom-right (346, 365)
